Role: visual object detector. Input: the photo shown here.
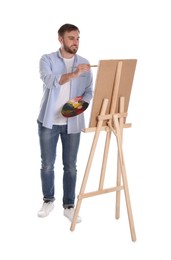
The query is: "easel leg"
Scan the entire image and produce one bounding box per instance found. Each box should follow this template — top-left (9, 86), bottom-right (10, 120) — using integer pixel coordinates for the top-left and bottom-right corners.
top-left (70, 130), bottom-right (100, 231)
top-left (115, 157), bottom-right (122, 219)
top-left (70, 99), bottom-right (109, 231)
top-left (99, 130), bottom-right (111, 190)
top-left (115, 97), bottom-right (124, 219)
top-left (113, 115), bottom-right (136, 241)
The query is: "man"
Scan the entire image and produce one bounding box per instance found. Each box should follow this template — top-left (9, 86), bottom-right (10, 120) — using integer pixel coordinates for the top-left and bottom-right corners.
top-left (37, 24), bottom-right (93, 223)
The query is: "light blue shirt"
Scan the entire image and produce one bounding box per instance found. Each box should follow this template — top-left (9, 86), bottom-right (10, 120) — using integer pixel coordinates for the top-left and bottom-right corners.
top-left (37, 50), bottom-right (93, 133)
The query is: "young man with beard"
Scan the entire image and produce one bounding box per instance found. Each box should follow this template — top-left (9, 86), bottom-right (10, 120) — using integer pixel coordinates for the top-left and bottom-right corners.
top-left (37, 24), bottom-right (93, 223)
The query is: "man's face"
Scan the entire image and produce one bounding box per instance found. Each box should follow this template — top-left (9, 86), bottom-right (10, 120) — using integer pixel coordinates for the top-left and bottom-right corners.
top-left (59, 30), bottom-right (80, 54)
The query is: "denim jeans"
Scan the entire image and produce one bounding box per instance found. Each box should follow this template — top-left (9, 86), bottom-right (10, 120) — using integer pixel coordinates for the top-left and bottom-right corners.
top-left (37, 121), bottom-right (80, 208)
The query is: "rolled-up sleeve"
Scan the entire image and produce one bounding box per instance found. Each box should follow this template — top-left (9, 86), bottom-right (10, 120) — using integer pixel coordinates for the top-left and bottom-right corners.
top-left (39, 55), bottom-right (61, 89)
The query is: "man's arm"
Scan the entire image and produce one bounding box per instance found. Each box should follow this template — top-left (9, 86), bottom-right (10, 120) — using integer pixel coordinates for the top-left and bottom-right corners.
top-left (59, 64), bottom-right (91, 85)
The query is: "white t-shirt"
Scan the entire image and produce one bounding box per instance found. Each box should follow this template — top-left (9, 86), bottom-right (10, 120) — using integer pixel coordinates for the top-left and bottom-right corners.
top-left (53, 57), bottom-right (74, 125)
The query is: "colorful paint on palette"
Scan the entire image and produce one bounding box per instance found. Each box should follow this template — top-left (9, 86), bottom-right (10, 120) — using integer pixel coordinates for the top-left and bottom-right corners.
top-left (61, 96), bottom-right (89, 118)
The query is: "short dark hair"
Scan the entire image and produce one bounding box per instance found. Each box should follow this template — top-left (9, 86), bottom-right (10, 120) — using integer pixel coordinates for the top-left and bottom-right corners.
top-left (58, 23), bottom-right (80, 37)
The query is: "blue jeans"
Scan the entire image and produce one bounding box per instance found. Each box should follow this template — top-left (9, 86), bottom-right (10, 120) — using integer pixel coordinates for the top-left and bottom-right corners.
top-left (37, 121), bottom-right (80, 208)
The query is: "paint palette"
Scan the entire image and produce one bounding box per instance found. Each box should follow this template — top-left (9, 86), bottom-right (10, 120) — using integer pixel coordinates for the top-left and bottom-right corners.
top-left (61, 96), bottom-right (89, 118)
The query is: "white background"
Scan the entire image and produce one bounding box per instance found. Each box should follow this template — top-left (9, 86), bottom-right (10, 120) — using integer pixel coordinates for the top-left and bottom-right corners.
top-left (0, 0), bottom-right (171, 259)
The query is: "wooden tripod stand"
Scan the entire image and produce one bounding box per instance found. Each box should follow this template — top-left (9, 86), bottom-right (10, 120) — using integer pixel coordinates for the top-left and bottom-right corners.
top-left (70, 60), bottom-right (136, 242)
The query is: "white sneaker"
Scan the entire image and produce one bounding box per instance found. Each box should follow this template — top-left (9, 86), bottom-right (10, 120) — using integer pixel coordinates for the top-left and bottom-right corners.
top-left (64, 208), bottom-right (82, 223)
top-left (37, 202), bottom-right (54, 217)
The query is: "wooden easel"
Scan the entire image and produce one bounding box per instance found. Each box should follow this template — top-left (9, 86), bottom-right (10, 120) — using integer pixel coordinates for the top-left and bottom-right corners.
top-left (70, 60), bottom-right (137, 242)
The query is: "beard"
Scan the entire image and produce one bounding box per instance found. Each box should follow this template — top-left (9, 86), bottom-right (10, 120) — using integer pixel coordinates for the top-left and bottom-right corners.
top-left (63, 43), bottom-right (78, 54)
